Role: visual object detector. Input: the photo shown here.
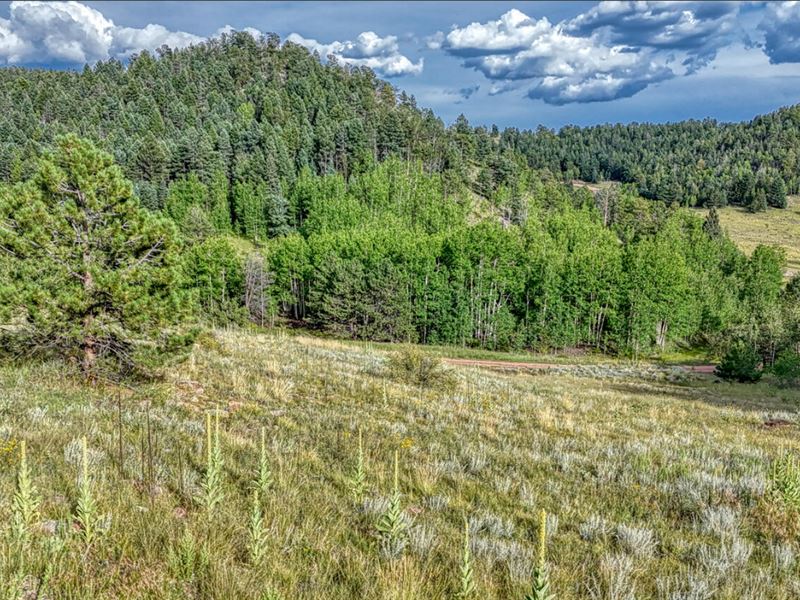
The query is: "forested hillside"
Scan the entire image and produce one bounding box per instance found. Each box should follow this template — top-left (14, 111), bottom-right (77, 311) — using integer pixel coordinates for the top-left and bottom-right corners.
top-left (0, 32), bottom-right (798, 375)
top-left (0, 31), bottom-right (797, 215)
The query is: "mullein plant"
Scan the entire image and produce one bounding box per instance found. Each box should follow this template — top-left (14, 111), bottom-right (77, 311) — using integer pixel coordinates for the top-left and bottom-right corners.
top-left (200, 411), bottom-right (224, 513)
top-left (347, 427), bottom-right (367, 503)
top-left (525, 509), bottom-right (553, 600)
top-left (457, 518), bottom-right (477, 598)
top-left (247, 489), bottom-right (268, 566)
top-left (255, 427), bottom-right (273, 497)
top-left (376, 450), bottom-right (408, 558)
top-left (74, 437), bottom-right (99, 548)
top-left (11, 440), bottom-right (40, 546)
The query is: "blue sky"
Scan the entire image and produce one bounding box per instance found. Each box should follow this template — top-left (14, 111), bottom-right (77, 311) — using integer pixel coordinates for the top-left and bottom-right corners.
top-left (1, 1), bottom-right (799, 129)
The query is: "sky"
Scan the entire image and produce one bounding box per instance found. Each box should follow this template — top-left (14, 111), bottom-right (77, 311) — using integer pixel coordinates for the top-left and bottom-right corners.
top-left (0, 1), bottom-right (799, 129)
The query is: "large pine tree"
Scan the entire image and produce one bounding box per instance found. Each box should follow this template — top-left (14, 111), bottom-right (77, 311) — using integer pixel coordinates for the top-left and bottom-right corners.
top-left (0, 135), bottom-right (187, 377)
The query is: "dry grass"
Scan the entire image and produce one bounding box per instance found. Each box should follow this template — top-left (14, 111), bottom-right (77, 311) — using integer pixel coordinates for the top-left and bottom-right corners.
top-left (697, 195), bottom-right (800, 278)
top-left (0, 329), bottom-right (799, 598)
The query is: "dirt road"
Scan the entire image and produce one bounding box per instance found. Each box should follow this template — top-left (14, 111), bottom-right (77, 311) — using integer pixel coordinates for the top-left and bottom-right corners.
top-left (443, 357), bottom-right (716, 374)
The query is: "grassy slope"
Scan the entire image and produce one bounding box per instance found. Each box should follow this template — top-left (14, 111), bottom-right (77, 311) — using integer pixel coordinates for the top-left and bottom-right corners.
top-left (698, 195), bottom-right (800, 278)
top-left (572, 181), bottom-right (800, 277)
top-left (0, 330), bottom-right (799, 598)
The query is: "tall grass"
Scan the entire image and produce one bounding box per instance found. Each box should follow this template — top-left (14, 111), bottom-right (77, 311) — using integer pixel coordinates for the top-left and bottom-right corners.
top-left (0, 329), bottom-right (798, 597)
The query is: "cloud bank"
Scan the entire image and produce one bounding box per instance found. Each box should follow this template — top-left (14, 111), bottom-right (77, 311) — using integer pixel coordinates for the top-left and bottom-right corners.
top-left (2, 1), bottom-right (800, 105)
top-left (285, 31), bottom-right (423, 77)
top-left (760, 1), bottom-right (800, 64)
top-left (0, 1), bottom-right (201, 64)
top-left (431, 2), bottom-right (800, 105)
top-left (432, 8), bottom-right (673, 105)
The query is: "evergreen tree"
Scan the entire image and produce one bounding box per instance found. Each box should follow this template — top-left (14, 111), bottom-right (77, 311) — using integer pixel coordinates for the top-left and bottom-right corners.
top-left (703, 206), bottom-right (722, 239)
top-left (0, 135), bottom-right (186, 376)
top-left (749, 187), bottom-right (768, 213)
top-left (767, 174), bottom-right (788, 208)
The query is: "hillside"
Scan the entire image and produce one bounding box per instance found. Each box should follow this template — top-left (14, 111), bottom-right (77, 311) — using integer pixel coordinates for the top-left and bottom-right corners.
top-left (0, 32), bottom-right (796, 218)
top-left (0, 329), bottom-right (799, 598)
top-left (698, 195), bottom-right (800, 278)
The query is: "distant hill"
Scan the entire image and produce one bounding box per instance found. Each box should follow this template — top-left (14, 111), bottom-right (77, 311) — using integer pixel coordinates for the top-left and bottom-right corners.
top-left (0, 31), bottom-right (796, 219)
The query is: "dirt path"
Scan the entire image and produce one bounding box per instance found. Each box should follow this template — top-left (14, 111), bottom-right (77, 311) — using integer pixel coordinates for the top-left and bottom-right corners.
top-left (443, 357), bottom-right (716, 374)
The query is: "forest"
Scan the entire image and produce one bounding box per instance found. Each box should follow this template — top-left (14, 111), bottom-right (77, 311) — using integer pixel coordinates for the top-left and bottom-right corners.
top-left (0, 31), bottom-right (798, 377)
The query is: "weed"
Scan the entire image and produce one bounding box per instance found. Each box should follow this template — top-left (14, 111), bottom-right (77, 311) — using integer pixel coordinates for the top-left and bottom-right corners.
top-left (11, 440), bottom-right (39, 546)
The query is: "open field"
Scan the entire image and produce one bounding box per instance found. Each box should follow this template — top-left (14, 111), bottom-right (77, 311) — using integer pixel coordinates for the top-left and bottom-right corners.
top-left (697, 196), bottom-right (800, 278)
top-left (1, 329), bottom-right (799, 598)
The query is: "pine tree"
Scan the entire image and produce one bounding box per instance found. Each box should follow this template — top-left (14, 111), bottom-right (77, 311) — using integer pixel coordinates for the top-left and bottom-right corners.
top-left (767, 174), bottom-right (788, 209)
top-left (703, 206), bottom-right (722, 239)
top-left (749, 187), bottom-right (768, 213)
top-left (0, 135), bottom-right (187, 376)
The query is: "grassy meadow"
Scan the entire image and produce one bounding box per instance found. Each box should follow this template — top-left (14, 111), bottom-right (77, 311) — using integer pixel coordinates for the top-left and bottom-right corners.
top-left (1, 329), bottom-right (800, 598)
top-left (697, 195), bottom-right (800, 278)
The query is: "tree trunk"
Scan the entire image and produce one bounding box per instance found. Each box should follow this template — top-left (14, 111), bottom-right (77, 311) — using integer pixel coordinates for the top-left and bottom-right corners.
top-left (82, 265), bottom-right (96, 377)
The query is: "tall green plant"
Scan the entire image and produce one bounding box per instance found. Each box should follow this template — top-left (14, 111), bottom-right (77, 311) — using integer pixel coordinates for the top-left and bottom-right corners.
top-left (74, 437), bottom-right (99, 547)
top-left (11, 440), bottom-right (40, 545)
top-left (247, 489), bottom-right (269, 566)
top-left (376, 450), bottom-right (408, 558)
top-left (255, 427), bottom-right (273, 496)
top-left (347, 427), bottom-right (367, 502)
top-left (457, 518), bottom-right (477, 599)
top-left (200, 411), bottom-right (224, 513)
top-left (0, 135), bottom-right (188, 377)
top-left (525, 509), bottom-right (553, 600)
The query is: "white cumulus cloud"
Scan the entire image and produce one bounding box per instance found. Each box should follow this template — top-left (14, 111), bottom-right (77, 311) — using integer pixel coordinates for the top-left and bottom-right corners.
top-left (566, 1), bottom-right (743, 72)
top-left (286, 31), bottom-right (423, 77)
top-left (433, 9), bottom-right (673, 104)
top-left (0, 1), bottom-right (201, 65)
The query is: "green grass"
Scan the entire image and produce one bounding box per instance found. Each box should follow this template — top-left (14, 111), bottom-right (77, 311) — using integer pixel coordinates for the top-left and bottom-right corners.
top-left (697, 195), bottom-right (800, 278)
top-left (284, 327), bottom-right (712, 367)
top-left (0, 329), bottom-right (799, 598)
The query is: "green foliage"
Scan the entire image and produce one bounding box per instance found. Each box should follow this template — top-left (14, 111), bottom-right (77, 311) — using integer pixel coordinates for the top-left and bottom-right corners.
top-left (183, 236), bottom-right (246, 324)
top-left (0, 135), bottom-right (188, 377)
top-left (376, 450), bottom-right (408, 559)
top-left (772, 350), bottom-right (800, 388)
top-left (0, 34), bottom-right (796, 370)
top-left (703, 206), bottom-right (722, 239)
top-left (11, 440), bottom-right (39, 545)
top-left (525, 509), bottom-right (553, 600)
top-left (200, 412), bottom-right (225, 513)
top-left (74, 437), bottom-right (100, 547)
top-left (715, 342), bottom-right (762, 383)
top-left (169, 527), bottom-right (209, 583)
top-left (247, 489), bottom-right (269, 566)
top-left (457, 519), bottom-right (476, 599)
top-left (347, 428), bottom-right (367, 503)
top-left (769, 454), bottom-right (800, 510)
top-left (255, 427), bottom-right (273, 497)
top-left (387, 347), bottom-right (454, 390)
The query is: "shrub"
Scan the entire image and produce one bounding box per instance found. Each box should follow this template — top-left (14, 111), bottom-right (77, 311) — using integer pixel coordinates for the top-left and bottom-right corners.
top-left (387, 347), bottom-right (455, 390)
top-left (715, 343), bottom-right (762, 383)
top-left (772, 350), bottom-right (800, 388)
